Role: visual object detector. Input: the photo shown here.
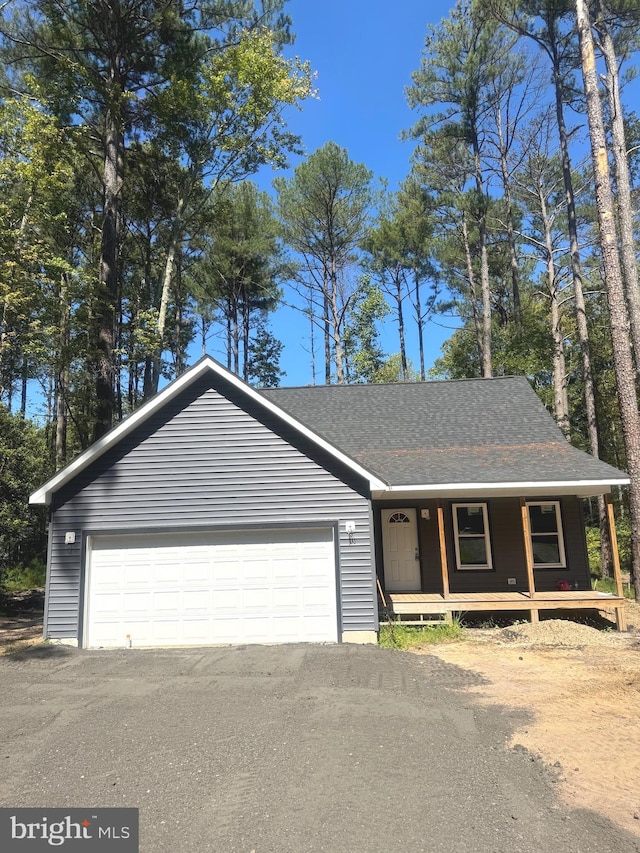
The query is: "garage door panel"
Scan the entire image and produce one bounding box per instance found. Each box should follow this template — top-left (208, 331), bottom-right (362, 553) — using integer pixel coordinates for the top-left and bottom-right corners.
top-left (183, 590), bottom-right (210, 612)
top-left (152, 591), bottom-right (179, 613)
top-left (124, 591), bottom-right (153, 613)
top-left (211, 617), bottom-right (243, 643)
top-left (184, 563), bottom-right (210, 582)
top-left (243, 587), bottom-right (271, 609)
top-left (271, 587), bottom-right (299, 609)
top-left (182, 619), bottom-right (211, 642)
top-left (87, 528), bottom-right (338, 648)
top-left (92, 592), bottom-right (122, 615)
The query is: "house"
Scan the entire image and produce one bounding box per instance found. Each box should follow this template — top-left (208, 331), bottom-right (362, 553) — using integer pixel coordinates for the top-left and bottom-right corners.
top-left (30, 356), bottom-right (630, 649)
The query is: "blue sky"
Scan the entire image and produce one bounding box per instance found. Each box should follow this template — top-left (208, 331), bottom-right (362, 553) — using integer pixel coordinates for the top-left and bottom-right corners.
top-left (204, 1), bottom-right (460, 385)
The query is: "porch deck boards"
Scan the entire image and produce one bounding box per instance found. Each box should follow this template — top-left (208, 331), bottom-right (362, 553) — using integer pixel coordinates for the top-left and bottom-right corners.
top-left (386, 590), bottom-right (626, 629)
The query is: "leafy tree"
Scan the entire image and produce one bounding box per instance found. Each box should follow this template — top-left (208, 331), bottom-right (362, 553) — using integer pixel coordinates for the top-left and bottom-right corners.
top-left (190, 181), bottom-right (284, 380)
top-left (0, 407), bottom-right (51, 580)
top-left (407, 0), bottom-right (513, 377)
top-left (1, 0), bottom-right (308, 435)
top-left (246, 322), bottom-right (284, 388)
top-left (372, 353), bottom-right (421, 384)
top-left (361, 193), bottom-right (412, 379)
top-left (343, 277), bottom-right (390, 383)
top-left (275, 141), bottom-right (373, 384)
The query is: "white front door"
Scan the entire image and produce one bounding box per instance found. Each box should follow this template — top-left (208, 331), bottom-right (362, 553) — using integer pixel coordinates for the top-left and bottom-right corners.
top-left (381, 508), bottom-right (421, 591)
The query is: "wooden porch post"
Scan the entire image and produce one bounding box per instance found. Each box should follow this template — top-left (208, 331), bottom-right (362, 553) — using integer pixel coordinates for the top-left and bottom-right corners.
top-left (437, 502), bottom-right (450, 599)
top-left (520, 499), bottom-right (538, 622)
top-left (605, 492), bottom-right (625, 599)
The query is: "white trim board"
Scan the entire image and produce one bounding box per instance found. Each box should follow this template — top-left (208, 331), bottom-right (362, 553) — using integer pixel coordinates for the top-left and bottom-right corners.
top-left (30, 356), bottom-right (386, 505)
top-left (372, 479), bottom-right (629, 499)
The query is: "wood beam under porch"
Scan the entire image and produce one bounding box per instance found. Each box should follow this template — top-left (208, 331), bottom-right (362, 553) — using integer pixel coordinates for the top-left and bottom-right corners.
top-left (385, 590), bottom-right (627, 631)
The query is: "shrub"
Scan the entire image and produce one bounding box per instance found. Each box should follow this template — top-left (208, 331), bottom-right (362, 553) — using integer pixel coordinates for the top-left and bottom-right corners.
top-left (2, 560), bottom-right (47, 593)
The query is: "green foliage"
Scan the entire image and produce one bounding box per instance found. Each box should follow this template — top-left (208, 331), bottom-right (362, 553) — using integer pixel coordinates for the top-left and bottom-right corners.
top-left (190, 181), bottom-right (284, 378)
top-left (0, 408), bottom-right (51, 579)
top-left (2, 560), bottom-right (46, 592)
top-left (586, 521), bottom-right (632, 577)
top-left (246, 323), bottom-right (284, 388)
top-left (379, 618), bottom-right (463, 649)
top-left (343, 277), bottom-right (390, 383)
top-left (371, 354), bottom-right (421, 384)
top-left (275, 141), bottom-right (373, 382)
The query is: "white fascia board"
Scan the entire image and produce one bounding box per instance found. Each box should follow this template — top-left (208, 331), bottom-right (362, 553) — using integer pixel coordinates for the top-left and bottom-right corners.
top-left (30, 356), bottom-right (385, 505)
top-left (372, 478), bottom-right (630, 500)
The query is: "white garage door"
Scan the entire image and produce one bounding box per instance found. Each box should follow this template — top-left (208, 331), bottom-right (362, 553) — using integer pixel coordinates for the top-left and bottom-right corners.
top-left (85, 528), bottom-right (338, 648)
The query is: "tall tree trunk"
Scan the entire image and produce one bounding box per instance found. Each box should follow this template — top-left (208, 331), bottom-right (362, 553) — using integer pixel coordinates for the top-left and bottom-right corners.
top-left (55, 275), bottom-right (69, 468)
top-left (576, 0), bottom-right (640, 598)
top-left (461, 211), bottom-right (484, 372)
top-left (549, 29), bottom-right (612, 576)
top-left (414, 271), bottom-right (425, 381)
top-left (538, 182), bottom-right (570, 435)
top-left (174, 256), bottom-right (185, 377)
top-left (496, 105), bottom-right (522, 324)
top-left (308, 297), bottom-right (316, 386)
top-left (232, 299), bottom-right (239, 376)
top-left (242, 281), bottom-right (250, 382)
top-left (395, 274), bottom-right (408, 379)
top-left (149, 197), bottom-right (185, 396)
top-left (94, 108), bottom-right (122, 440)
top-left (323, 289), bottom-right (331, 384)
top-left (226, 301), bottom-right (232, 370)
top-left (329, 260), bottom-right (345, 384)
top-left (20, 354), bottom-right (28, 417)
top-left (472, 131), bottom-right (493, 378)
top-left (596, 2), bottom-right (640, 370)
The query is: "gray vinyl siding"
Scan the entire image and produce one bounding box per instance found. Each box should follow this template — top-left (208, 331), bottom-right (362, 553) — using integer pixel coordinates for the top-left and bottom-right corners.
top-left (375, 496), bottom-right (590, 594)
top-left (46, 376), bottom-right (376, 640)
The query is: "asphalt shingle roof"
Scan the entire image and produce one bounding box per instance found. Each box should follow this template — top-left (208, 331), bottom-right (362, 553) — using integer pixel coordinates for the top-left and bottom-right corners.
top-left (262, 376), bottom-right (627, 487)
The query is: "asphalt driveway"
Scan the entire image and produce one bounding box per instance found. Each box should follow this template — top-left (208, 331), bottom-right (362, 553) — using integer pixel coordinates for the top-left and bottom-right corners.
top-left (0, 643), bottom-right (637, 853)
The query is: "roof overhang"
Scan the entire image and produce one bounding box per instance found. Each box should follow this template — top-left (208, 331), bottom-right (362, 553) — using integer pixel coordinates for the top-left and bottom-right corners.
top-left (30, 356), bottom-right (387, 506)
top-left (371, 478), bottom-right (630, 500)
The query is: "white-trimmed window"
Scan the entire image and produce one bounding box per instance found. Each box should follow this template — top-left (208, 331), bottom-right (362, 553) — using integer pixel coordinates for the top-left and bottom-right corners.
top-left (527, 501), bottom-right (566, 568)
top-left (453, 503), bottom-right (492, 570)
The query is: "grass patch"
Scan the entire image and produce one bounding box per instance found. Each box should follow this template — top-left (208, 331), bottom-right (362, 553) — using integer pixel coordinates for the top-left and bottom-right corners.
top-left (591, 575), bottom-right (635, 599)
top-left (379, 618), bottom-right (463, 650)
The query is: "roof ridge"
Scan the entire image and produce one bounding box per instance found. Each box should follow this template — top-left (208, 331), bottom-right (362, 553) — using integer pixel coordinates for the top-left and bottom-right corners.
top-left (264, 375), bottom-right (529, 392)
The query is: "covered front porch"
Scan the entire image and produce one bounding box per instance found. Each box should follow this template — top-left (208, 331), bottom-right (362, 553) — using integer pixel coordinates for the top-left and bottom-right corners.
top-left (384, 590), bottom-right (627, 630)
top-left (376, 491), bottom-right (628, 631)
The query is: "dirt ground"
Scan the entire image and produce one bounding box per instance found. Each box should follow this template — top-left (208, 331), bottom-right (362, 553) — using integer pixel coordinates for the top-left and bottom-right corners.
top-left (422, 600), bottom-right (640, 839)
top-left (0, 590), bottom-right (45, 655)
top-left (2, 593), bottom-right (639, 839)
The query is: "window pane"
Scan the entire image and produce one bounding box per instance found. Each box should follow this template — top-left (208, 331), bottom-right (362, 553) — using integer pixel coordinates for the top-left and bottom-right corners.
top-left (529, 505), bottom-right (558, 534)
top-left (456, 507), bottom-right (485, 535)
top-left (531, 535), bottom-right (561, 565)
top-left (459, 538), bottom-right (488, 565)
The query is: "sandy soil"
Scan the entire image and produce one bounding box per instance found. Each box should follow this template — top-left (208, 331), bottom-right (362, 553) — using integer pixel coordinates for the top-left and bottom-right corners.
top-left (0, 590), bottom-right (44, 655)
top-left (422, 600), bottom-right (640, 839)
